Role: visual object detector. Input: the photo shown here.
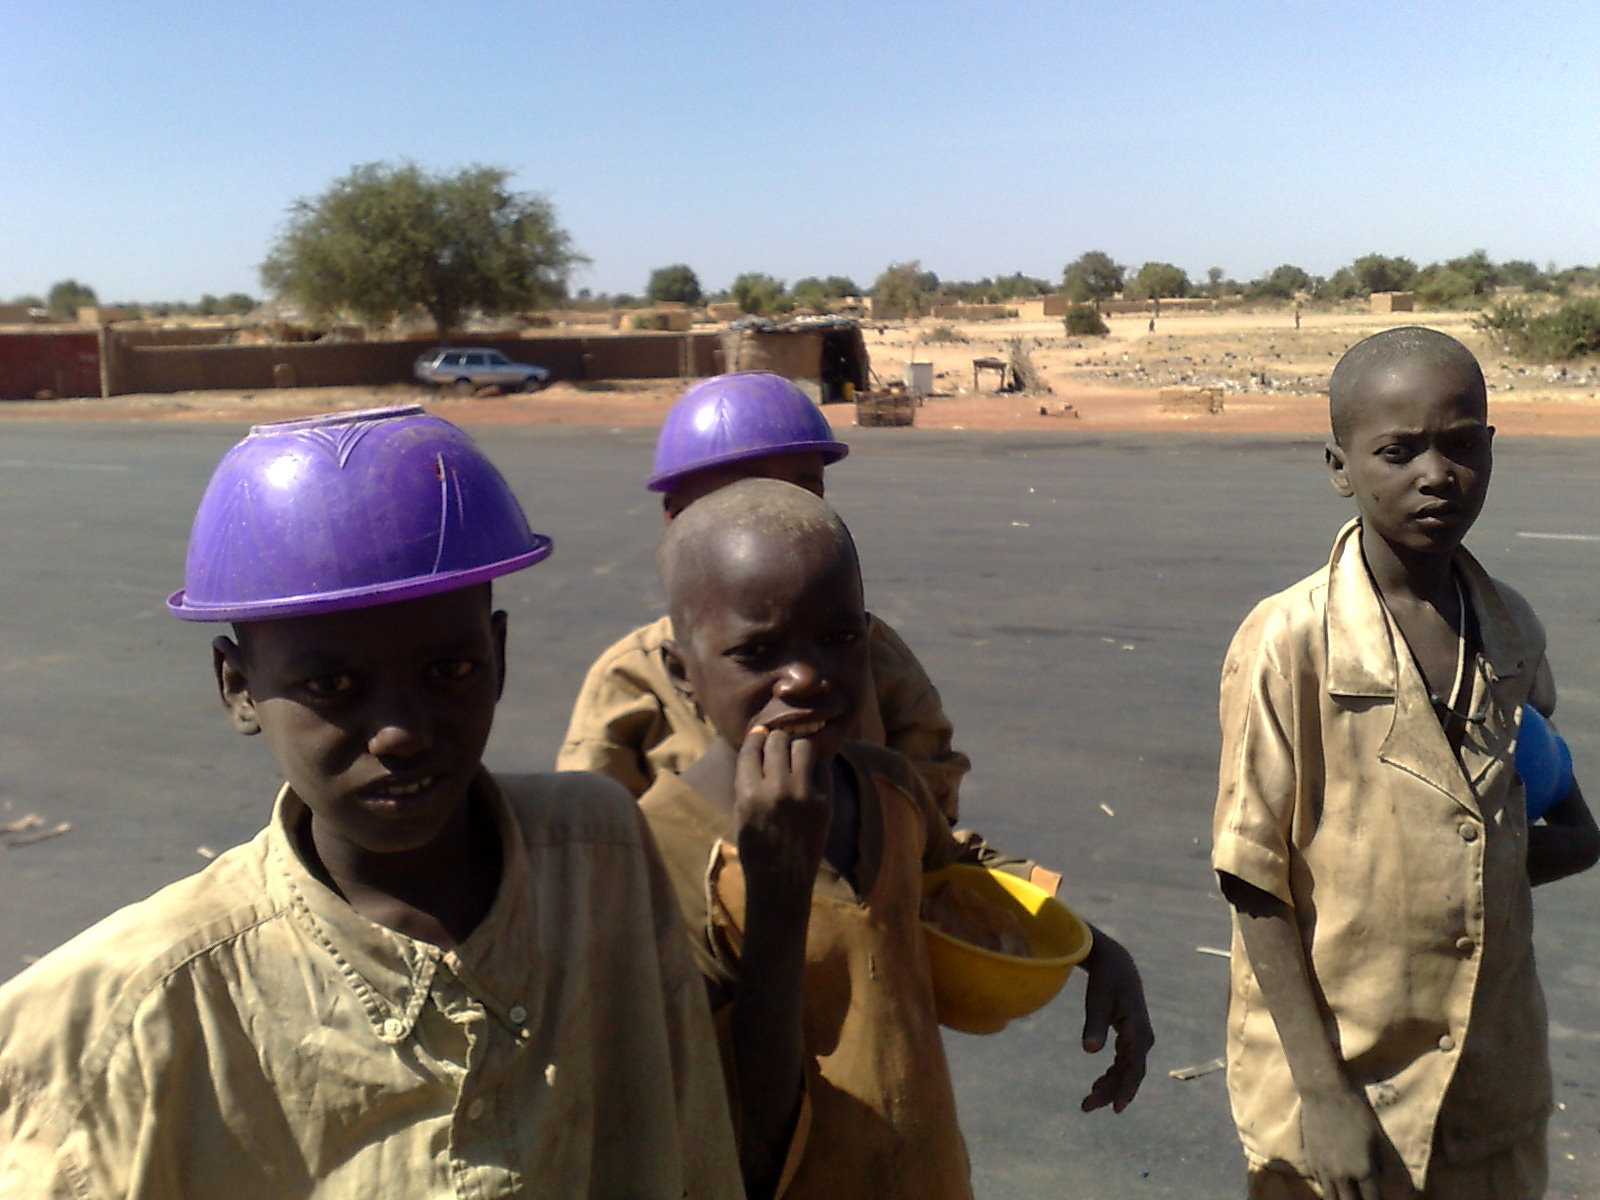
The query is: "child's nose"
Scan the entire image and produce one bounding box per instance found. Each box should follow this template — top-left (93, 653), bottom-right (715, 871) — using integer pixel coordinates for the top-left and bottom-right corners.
top-left (366, 693), bottom-right (434, 758)
top-left (774, 659), bottom-right (824, 699)
top-left (1417, 448), bottom-right (1457, 488)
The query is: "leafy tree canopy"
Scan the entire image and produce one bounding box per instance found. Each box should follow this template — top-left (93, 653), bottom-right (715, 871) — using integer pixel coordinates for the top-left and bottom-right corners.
top-left (731, 272), bottom-right (788, 316)
top-left (872, 260), bottom-right (938, 318)
top-left (1348, 253), bottom-right (1417, 296)
top-left (1127, 261), bottom-right (1191, 300)
top-left (47, 279), bottom-right (98, 320)
top-left (1061, 251), bottom-right (1123, 305)
top-left (646, 264), bottom-right (702, 305)
top-left (1251, 264), bottom-right (1314, 300)
top-left (260, 161), bottom-right (584, 341)
top-left (791, 275), bottom-right (860, 310)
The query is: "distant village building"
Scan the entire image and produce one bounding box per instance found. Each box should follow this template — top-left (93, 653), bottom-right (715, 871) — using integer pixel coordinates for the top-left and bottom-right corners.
top-left (721, 316), bottom-right (869, 403)
top-left (1370, 291), bottom-right (1415, 314)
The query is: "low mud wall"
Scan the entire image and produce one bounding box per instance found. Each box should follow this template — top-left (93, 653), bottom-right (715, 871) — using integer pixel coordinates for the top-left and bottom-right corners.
top-left (113, 332), bottom-right (725, 394)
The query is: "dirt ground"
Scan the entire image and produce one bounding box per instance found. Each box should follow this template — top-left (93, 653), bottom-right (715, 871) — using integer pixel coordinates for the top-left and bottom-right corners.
top-left (5, 308), bottom-right (1598, 436)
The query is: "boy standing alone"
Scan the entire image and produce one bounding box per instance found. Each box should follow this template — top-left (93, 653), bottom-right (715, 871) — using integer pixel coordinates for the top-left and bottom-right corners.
top-left (0, 408), bottom-right (741, 1198)
top-left (1213, 329), bottom-right (1598, 1198)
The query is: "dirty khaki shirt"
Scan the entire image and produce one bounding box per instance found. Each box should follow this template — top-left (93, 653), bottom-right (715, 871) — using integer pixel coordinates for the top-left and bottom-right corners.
top-left (639, 743), bottom-right (973, 1200)
top-left (1213, 519), bottom-right (1553, 1189)
top-left (0, 771), bottom-right (742, 1200)
top-left (557, 614), bottom-right (971, 822)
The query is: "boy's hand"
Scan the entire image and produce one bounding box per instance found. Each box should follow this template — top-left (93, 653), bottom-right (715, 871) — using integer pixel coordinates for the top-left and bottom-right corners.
top-left (1299, 1085), bottom-right (1416, 1200)
top-left (1076, 929), bottom-right (1153, 1113)
top-left (734, 725), bottom-right (832, 894)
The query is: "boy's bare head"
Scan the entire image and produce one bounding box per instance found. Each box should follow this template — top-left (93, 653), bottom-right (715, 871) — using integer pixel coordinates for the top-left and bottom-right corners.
top-left (1325, 327), bottom-right (1493, 561)
top-left (660, 479), bottom-right (868, 753)
top-left (1329, 327), bottom-right (1486, 448)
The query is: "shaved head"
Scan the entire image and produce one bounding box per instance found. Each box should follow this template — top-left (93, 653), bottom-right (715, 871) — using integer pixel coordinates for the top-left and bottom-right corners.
top-left (659, 478), bottom-right (858, 638)
top-left (1329, 327), bottom-right (1486, 446)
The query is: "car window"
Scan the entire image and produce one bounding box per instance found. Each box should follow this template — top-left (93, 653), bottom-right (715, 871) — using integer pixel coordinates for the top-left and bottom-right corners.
top-left (440, 353), bottom-right (463, 367)
top-left (483, 352), bottom-right (507, 365)
top-left (465, 354), bottom-right (486, 367)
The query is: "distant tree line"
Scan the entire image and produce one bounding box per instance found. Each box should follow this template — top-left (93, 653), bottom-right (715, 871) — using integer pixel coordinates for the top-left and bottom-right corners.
top-left (1058, 249), bottom-right (1600, 308)
top-left (16, 158), bottom-right (1598, 353)
top-left (5, 280), bottom-right (259, 321)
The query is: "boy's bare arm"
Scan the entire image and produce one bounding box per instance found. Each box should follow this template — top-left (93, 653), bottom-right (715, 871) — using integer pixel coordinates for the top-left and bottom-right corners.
top-left (729, 727), bottom-right (830, 1200)
top-left (1528, 779), bottom-right (1600, 886)
top-left (1219, 873), bottom-right (1414, 1200)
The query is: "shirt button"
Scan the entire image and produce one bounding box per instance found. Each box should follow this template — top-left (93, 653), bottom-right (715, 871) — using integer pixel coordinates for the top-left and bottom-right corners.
top-left (1455, 936), bottom-right (1475, 956)
top-left (508, 1004), bottom-right (528, 1024)
top-left (381, 1018), bottom-right (405, 1039)
top-left (467, 1098), bottom-right (487, 1121)
top-left (1438, 1034), bottom-right (1456, 1053)
top-left (1458, 823), bottom-right (1479, 843)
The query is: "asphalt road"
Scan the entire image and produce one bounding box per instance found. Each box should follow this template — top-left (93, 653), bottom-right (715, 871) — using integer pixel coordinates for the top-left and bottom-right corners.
top-left (2, 419), bottom-right (1596, 1198)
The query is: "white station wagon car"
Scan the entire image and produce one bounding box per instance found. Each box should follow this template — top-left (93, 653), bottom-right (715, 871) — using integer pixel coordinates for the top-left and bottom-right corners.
top-left (413, 347), bottom-right (551, 393)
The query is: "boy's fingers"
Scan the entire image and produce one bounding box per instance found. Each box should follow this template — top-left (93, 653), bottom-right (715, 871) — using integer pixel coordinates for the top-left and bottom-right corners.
top-left (736, 725), bottom-right (769, 789)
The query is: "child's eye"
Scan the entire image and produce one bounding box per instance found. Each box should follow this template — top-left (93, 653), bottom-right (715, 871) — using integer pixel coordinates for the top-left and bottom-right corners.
top-left (727, 643), bottom-right (771, 666)
top-left (1379, 443), bottom-right (1415, 464)
top-left (301, 673), bottom-right (355, 699)
top-left (431, 659), bottom-right (478, 682)
top-left (822, 629), bottom-right (862, 648)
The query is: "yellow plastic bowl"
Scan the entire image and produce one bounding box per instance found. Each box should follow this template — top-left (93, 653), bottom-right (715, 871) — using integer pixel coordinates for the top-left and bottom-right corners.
top-left (920, 863), bottom-right (1093, 1034)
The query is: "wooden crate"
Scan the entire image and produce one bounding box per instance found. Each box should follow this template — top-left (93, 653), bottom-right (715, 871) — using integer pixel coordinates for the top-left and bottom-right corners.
top-left (854, 389), bottom-right (917, 427)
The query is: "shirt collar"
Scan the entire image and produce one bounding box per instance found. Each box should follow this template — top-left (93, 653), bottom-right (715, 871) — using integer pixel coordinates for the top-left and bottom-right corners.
top-left (1324, 517), bottom-right (1531, 698)
top-left (264, 768), bottom-right (531, 1044)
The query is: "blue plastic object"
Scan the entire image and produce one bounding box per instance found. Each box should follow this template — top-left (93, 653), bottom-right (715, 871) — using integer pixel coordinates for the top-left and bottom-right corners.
top-left (168, 406), bottom-right (551, 622)
top-left (646, 372), bottom-right (848, 493)
top-left (1515, 703), bottom-right (1573, 822)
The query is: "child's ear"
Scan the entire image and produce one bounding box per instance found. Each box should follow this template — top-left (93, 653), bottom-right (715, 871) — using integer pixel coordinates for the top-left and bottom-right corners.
top-left (213, 636), bottom-right (261, 736)
top-left (491, 610), bottom-right (509, 701)
top-left (661, 638), bottom-right (696, 702)
top-left (1325, 441), bottom-right (1355, 498)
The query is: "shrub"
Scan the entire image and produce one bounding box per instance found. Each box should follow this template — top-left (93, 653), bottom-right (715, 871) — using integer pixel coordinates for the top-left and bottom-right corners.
top-left (1064, 303), bottom-right (1109, 336)
top-left (919, 323), bottom-right (967, 344)
top-left (1474, 297), bottom-right (1600, 360)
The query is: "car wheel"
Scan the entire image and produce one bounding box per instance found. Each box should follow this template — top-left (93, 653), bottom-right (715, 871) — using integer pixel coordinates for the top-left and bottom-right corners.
top-left (520, 376), bottom-right (547, 394)
top-left (452, 378), bottom-right (475, 396)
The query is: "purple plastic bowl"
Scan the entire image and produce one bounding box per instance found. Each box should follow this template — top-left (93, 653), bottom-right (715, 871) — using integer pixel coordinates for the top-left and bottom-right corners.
top-left (168, 406), bottom-right (551, 622)
top-left (645, 372), bottom-right (848, 493)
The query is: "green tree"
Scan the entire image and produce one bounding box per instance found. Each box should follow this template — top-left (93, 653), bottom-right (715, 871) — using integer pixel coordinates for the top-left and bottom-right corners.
top-left (1440, 250), bottom-right (1498, 297)
top-left (1061, 251), bottom-right (1123, 305)
top-left (790, 274), bottom-right (859, 311)
top-left (646, 264), bottom-right (702, 305)
top-left (1128, 261), bottom-right (1191, 300)
top-left (217, 292), bottom-right (257, 316)
top-left (1414, 266), bottom-right (1477, 308)
top-left (1251, 264), bottom-right (1314, 300)
top-left (872, 260), bottom-right (938, 318)
top-left (47, 279), bottom-right (98, 320)
top-left (1348, 253), bottom-right (1417, 296)
top-left (1498, 260), bottom-right (1547, 292)
top-left (992, 272), bottom-right (1049, 300)
top-left (731, 272), bottom-right (787, 316)
top-left (260, 161), bottom-right (583, 341)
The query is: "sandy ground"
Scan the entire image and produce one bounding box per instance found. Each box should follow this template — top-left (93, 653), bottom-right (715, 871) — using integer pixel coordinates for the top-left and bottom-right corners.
top-left (5, 308), bottom-right (1598, 436)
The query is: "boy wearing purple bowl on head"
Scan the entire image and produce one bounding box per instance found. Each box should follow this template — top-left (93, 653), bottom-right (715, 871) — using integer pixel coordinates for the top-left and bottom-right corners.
top-left (1212, 329), bottom-right (1598, 1199)
top-left (557, 371), bottom-right (973, 823)
top-left (0, 407), bottom-right (742, 1199)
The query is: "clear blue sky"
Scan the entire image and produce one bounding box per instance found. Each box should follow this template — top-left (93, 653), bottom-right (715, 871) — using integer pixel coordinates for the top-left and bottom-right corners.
top-left (4, 0), bottom-right (1596, 303)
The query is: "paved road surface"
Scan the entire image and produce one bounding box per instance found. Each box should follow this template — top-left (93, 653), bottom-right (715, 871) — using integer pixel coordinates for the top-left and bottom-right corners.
top-left (2, 420), bottom-right (1596, 1197)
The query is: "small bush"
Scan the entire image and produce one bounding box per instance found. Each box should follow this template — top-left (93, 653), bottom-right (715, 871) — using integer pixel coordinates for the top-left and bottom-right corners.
top-left (919, 322), bottom-right (967, 344)
top-left (1064, 303), bottom-right (1109, 336)
top-left (1474, 297), bottom-right (1600, 360)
